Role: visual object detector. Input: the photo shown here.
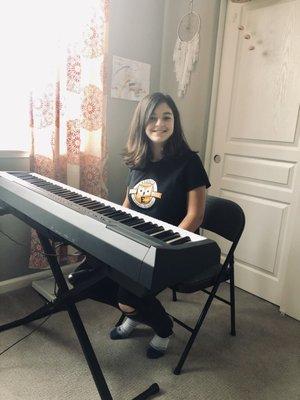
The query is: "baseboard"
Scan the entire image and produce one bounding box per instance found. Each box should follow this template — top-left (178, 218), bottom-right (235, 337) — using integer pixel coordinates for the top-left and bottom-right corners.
top-left (0, 263), bottom-right (79, 295)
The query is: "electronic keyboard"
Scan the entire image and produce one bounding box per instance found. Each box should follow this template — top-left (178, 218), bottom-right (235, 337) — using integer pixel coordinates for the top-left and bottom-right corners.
top-left (0, 171), bottom-right (220, 296)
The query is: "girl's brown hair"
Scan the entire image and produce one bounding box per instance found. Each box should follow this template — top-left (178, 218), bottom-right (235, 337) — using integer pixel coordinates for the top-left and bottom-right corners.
top-left (123, 92), bottom-right (191, 168)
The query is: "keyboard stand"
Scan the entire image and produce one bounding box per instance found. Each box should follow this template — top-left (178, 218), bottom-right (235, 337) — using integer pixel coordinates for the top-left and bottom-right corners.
top-left (0, 227), bottom-right (160, 400)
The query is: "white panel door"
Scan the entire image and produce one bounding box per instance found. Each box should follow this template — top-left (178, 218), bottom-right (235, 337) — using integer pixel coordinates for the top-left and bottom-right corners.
top-left (208, 0), bottom-right (300, 304)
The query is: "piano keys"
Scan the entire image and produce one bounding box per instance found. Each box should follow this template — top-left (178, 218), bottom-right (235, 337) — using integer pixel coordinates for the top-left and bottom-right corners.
top-left (0, 171), bottom-right (220, 297)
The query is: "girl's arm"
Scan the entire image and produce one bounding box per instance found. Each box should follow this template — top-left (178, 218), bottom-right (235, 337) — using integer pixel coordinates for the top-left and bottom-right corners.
top-left (178, 186), bottom-right (206, 233)
top-left (122, 188), bottom-right (131, 208)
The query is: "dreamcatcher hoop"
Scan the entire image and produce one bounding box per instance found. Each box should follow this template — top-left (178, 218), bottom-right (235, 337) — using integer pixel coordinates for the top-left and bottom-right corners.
top-left (173, 1), bottom-right (201, 97)
top-left (177, 10), bottom-right (201, 42)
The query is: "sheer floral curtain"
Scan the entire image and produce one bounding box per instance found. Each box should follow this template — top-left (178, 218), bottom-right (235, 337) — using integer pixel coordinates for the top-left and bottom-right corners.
top-left (29, 0), bottom-right (109, 268)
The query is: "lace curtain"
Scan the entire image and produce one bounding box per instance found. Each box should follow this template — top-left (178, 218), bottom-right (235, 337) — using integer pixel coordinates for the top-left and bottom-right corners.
top-left (29, 0), bottom-right (109, 268)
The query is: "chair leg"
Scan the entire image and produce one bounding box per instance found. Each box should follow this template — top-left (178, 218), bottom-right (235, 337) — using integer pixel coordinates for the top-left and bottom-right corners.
top-left (115, 313), bottom-right (125, 327)
top-left (173, 283), bottom-right (221, 375)
top-left (229, 267), bottom-right (236, 336)
top-left (172, 289), bottom-right (177, 302)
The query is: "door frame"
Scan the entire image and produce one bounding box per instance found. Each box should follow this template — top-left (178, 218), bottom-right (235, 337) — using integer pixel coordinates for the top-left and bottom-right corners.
top-left (204, 0), bottom-right (228, 173)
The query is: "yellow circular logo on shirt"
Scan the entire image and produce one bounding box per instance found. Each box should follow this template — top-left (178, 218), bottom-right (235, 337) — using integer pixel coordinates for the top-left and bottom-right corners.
top-left (129, 179), bottom-right (162, 209)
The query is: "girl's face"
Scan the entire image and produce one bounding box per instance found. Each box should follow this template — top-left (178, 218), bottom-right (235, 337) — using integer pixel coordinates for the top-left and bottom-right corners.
top-left (145, 102), bottom-right (174, 145)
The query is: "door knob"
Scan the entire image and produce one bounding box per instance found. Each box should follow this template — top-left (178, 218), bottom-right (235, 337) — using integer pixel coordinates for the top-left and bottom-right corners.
top-left (214, 155), bottom-right (221, 163)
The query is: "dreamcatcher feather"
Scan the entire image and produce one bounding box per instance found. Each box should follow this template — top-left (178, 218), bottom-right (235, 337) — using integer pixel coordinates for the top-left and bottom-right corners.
top-left (173, 1), bottom-right (201, 97)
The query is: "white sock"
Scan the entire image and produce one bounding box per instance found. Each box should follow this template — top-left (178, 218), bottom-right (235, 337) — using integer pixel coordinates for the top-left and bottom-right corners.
top-left (117, 318), bottom-right (139, 337)
top-left (149, 334), bottom-right (171, 352)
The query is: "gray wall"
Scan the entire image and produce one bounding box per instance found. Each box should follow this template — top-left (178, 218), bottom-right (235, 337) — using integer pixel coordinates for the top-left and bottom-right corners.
top-left (160, 0), bottom-right (220, 160)
top-left (0, 154), bottom-right (31, 281)
top-left (107, 0), bottom-right (166, 204)
top-left (107, 0), bottom-right (221, 203)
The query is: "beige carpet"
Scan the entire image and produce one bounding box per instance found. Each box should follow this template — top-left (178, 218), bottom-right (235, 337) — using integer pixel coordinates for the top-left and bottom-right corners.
top-left (0, 285), bottom-right (300, 400)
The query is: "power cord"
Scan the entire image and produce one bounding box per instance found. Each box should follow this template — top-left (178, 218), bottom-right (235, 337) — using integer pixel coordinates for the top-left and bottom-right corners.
top-left (0, 314), bottom-right (52, 357)
top-left (0, 230), bottom-right (85, 355)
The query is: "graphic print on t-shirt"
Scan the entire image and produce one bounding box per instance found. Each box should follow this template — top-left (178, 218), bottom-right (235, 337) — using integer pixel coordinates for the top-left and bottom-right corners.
top-left (129, 179), bottom-right (162, 209)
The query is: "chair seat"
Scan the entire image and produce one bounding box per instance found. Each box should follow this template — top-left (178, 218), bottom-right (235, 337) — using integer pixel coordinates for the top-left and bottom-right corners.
top-left (171, 263), bottom-right (229, 293)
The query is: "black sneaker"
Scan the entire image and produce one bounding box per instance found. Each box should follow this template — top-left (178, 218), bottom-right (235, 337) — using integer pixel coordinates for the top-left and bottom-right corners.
top-left (146, 345), bottom-right (166, 359)
top-left (109, 327), bottom-right (131, 340)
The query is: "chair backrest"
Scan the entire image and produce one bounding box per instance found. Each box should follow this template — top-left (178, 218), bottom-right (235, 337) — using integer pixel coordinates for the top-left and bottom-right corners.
top-left (201, 195), bottom-right (245, 244)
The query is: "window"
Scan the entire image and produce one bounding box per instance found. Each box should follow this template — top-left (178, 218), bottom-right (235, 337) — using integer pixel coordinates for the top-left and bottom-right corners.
top-left (0, 0), bottom-right (95, 152)
top-left (0, 7), bottom-right (30, 151)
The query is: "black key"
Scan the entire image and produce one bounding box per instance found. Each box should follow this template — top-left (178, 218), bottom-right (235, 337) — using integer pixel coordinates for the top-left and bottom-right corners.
top-left (159, 233), bottom-right (179, 242)
top-left (52, 186), bottom-right (66, 191)
top-left (60, 193), bottom-right (76, 201)
top-left (53, 190), bottom-right (69, 196)
top-left (10, 172), bottom-right (28, 177)
top-left (169, 236), bottom-right (191, 245)
top-left (97, 207), bottom-right (115, 215)
top-left (123, 217), bottom-right (144, 226)
top-left (41, 184), bottom-right (58, 190)
top-left (68, 195), bottom-right (84, 201)
top-left (102, 210), bottom-right (121, 217)
top-left (153, 230), bottom-right (174, 240)
top-left (72, 198), bottom-right (90, 204)
top-left (50, 188), bottom-right (68, 194)
top-left (86, 204), bottom-right (108, 212)
top-left (73, 198), bottom-right (94, 205)
top-left (118, 216), bottom-right (134, 223)
top-left (163, 233), bottom-right (181, 242)
top-left (21, 177), bottom-right (40, 182)
top-left (110, 212), bottom-right (130, 221)
top-left (107, 210), bottom-right (125, 217)
top-left (85, 200), bottom-right (104, 209)
top-left (34, 182), bottom-right (52, 187)
top-left (85, 200), bottom-right (106, 207)
top-left (47, 184), bottom-right (61, 190)
top-left (29, 178), bottom-right (44, 182)
top-left (57, 191), bottom-right (75, 198)
top-left (32, 179), bottom-right (45, 183)
top-left (134, 222), bottom-right (156, 232)
top-left (122, 216), bottom-right (139, 225)
top-left (92, 205), bottom-right (111, 215)
top-left (145, 226), bottom-right (164, 235)
top-left (64, 193), bottom-right (80, 199)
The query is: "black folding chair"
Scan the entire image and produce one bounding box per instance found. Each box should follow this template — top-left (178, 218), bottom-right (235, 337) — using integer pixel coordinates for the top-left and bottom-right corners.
top-left (169, 195), bottom-right (245, 375)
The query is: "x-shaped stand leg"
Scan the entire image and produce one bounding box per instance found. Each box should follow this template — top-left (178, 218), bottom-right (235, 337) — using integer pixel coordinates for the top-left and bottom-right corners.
top-left (0, 230), bottom-right (159, 400)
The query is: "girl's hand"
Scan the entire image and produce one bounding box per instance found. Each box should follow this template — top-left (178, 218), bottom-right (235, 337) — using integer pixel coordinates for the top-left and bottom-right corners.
top-left (122, 188), bottom-right (131, 209)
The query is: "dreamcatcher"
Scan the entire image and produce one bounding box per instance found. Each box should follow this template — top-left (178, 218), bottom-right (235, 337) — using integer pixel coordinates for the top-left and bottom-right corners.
top-left (173, 0), bottom-right (201, 97)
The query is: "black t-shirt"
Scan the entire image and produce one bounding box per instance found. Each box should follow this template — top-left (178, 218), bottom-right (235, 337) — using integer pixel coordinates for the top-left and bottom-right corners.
top-left (127, 151), bottom-right (210, 227)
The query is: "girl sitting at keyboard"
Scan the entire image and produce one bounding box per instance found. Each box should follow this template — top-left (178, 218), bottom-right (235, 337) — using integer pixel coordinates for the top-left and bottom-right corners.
top-left (69, 92), bottom-right (210, 359)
